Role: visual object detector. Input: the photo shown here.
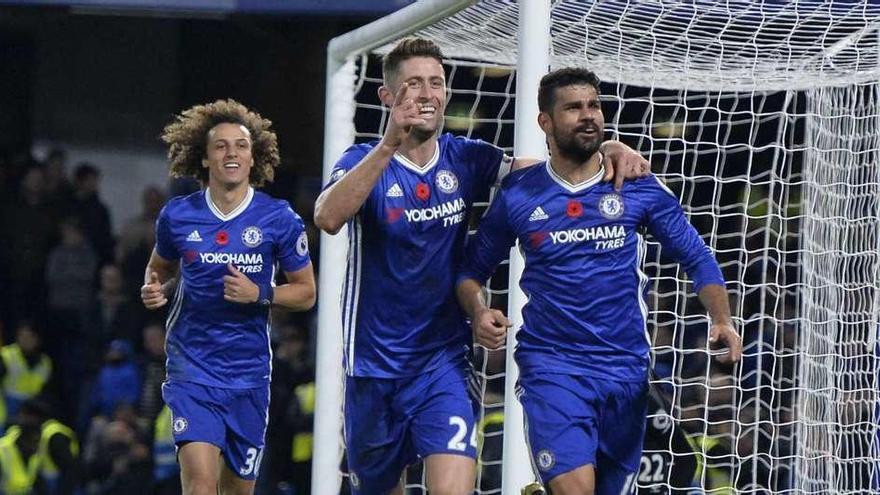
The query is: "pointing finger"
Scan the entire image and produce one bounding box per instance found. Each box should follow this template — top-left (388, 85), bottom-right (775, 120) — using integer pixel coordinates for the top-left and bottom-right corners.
top-left (393, 84), bottom-right (409, 107)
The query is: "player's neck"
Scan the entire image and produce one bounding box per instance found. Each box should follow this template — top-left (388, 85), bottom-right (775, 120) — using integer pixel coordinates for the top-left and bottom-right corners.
top-left (207, 181), bottom-right (251, 215)
top-left (548, 151), bottom-right (603, 186)
top-left (396, 135), bottom-right (438, 168)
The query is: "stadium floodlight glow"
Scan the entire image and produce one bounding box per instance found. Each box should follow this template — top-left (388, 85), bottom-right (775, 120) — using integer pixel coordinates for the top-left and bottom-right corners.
top-left (318, 1), bottom-right (880, 494)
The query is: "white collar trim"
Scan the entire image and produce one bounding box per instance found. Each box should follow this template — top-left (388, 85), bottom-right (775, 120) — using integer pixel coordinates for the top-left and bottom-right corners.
top-left (205, 186), bottom-right (254, 221)
top-left (546, 160), bottom-right (605, 193)
top-left (394, 142), bottom-right (440, 175)
top-left (544, 156), bottom-right (605, 192)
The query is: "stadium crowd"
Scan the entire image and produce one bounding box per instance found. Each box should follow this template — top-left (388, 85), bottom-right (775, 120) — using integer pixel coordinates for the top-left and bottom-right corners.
top-left (0, 147), bottom-right (317, 495)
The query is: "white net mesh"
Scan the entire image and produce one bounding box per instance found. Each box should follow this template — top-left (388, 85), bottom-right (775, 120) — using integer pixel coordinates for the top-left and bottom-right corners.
top-left (330, 1), bottom-right (880, 493)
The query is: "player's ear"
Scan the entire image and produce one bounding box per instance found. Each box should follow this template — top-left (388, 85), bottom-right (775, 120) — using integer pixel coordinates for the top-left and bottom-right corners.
top-left (378, 85), bottom-right (394, 106)
top-left (537, 111), bottom-right (552, 134)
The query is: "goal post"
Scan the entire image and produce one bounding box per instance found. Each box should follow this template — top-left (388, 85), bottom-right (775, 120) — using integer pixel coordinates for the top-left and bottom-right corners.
top-left (316, 2), bottom-right (880, 494)
top-left (315, 2), bottom-right (499, 494)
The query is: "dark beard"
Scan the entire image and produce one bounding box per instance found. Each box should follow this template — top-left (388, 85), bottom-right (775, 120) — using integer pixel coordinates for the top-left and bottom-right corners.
top-left (554, 127), bottom-right (602, 163)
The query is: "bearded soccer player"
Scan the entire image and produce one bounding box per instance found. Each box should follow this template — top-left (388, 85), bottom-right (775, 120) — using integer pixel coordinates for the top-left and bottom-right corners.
top-left (141, 100), bottom-right (316, 495)
top-left (456, 68), bottom-right (742, 495)
top-left (314, 37), bottom-right (648, 495)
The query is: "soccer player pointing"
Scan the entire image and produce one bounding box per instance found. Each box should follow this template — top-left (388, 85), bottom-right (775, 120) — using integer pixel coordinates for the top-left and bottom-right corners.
top-left (457, 68), bottom-right (742, 495)
top-left (141, 100), bottom-right (316, 495)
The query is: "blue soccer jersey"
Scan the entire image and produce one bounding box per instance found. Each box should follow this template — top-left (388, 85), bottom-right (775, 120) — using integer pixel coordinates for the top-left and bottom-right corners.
top-left (326, 133), bottom-right (511, 377)
top-left (461, 163), bottom-right (724, 382)
top-left (155, 187), bottom-right (311, 388)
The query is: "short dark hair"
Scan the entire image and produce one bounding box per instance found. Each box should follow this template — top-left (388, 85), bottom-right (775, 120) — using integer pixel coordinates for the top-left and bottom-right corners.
top-left (538, 68), bottom-right (601, 113)
top-left (382, 37), bottom-right (444, 86)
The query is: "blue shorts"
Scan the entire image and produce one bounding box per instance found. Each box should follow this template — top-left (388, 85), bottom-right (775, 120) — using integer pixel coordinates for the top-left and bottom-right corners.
top-left (161, 380), bottom-right (270, 480)
top-left (344, 363), bottom-right (477, 494)
top-left (518, 373), bottom-right (647, 493)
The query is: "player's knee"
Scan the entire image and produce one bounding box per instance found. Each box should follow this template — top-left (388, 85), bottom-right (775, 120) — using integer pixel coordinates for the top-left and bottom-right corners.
top-left (182, 477), bottom-right (217, 495)
top-left (425, 477), bottom-right (473, 495)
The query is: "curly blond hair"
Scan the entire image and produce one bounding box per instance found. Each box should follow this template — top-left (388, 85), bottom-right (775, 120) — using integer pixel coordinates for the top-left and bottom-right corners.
top-left (161, 99), bottom-right (280, 187)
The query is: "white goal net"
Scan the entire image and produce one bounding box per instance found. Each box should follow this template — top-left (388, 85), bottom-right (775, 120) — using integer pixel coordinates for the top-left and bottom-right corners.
top-left (317, 2), bottom-right (880, 494)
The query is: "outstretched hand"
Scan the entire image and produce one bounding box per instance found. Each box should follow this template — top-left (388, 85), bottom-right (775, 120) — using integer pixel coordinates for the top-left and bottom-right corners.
top-left (709, 321), bottom-right (742, 364)
top-left (473, 307), bottom-right (511, 350)
top-left (141, 271), bottom-right (167, 309)
top-left (223, 263), bottom-right (259, 304)
top-left (380, 84), bottom-right (426, 149)
top-left (601, 141), bottom-right (651, 191)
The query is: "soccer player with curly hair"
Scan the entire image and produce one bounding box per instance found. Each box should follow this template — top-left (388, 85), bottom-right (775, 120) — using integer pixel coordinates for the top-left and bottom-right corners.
top-left (141, 99), bottom-right (316, 495)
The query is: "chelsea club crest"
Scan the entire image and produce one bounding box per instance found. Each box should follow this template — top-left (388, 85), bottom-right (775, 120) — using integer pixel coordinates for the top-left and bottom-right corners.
top-left (536, 449), bottom-right (556, 471)
top-left (242, 226), bottom-right (263, 247)
top-left (598, 193), bottom-right (624, 219)
top-left (173, 416), bottom-right (188, 434)
top-left (435, 170), bottom-right (459, 194)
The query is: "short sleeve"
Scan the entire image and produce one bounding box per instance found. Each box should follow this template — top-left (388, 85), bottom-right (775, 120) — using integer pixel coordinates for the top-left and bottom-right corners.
top-left (275, 205), bottom-right (312, 273)
top-left (462, 138), bottom-right (510, 197)
top-left (154, 205), bottom-right (179, 261)
top-left (323, 144), bottom-right (369, 191)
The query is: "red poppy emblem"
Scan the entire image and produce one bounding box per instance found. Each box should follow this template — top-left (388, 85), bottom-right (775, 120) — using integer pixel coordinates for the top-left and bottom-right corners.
top-left (386, 207), bottom-right (404, 223)
top-left (183, 250), bottom-right (198, 265)
top-left (415, 183), bottom-right (431, 201)
top-left (529, 231), bottom-right (548, 248)
top-left (216, 231), bottom-right (229, 245)
top-left (566, 200), bottom-right (583, 218)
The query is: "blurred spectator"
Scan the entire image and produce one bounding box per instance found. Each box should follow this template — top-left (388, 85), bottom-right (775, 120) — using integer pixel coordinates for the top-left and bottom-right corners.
top-left (0, 166), bottom-right (56, 327)
top-left (0, 321), bottom-right (54, 430)
top-left (117, 185), bottom-right (165, 301)
top-left (136, 323), bottom-right (166, 427)
top-left (71, 162), bottom-right (114, 266)
top-left (94, 264), bottom-right (142, 347)
top-left (0, 398), bottom-right (79, 495)
top-left (46, 217), bottom-right (98, 325)
top-left (151, 405), bottom-right (180, 495)
top-left (84, 413), bottom-right (151, 495)
top-left (260, 324), bottom-right (314, 495)
top-left (45, 216), bottom-right (98, 423)
top-left (44, 147), bottom-right (74, 221)
top-left (88, 340), bottom-right (141, 421)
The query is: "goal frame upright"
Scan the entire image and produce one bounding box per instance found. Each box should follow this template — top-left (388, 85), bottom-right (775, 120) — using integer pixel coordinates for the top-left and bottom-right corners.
top-left (315, 1), bottom-right (544, 494)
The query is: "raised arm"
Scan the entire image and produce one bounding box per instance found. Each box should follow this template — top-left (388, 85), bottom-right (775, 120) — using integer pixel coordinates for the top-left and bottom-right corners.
top-left (314, 144), bottom-right (394, 235)
top-left (315, 86), bottom-right (424, 234)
